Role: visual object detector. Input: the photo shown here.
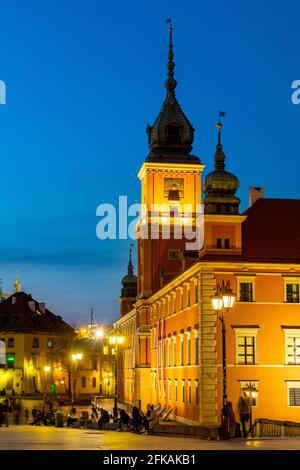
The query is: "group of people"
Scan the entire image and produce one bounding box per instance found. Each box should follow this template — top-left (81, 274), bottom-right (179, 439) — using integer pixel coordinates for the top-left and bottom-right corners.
top-left (222, 393), bottom-right (251, 438)
top-left (0, 399), bottom-right (12, 427)
top-left (116, 404), bottom-right (158, 434)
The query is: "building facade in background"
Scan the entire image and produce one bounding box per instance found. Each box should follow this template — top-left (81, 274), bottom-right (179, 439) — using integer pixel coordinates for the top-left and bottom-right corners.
top-left (115, 27), bottom-right (300, 428)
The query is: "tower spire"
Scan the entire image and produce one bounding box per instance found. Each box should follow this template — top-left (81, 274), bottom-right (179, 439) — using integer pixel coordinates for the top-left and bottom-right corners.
top-left (14, 271), bottom-right (21, 293)
top-left (128, 243), bottom-right (133, 275)
top-left (165, 19), bottom-right (177, 93)
top-left (214, 120), bottom-right (226, 171)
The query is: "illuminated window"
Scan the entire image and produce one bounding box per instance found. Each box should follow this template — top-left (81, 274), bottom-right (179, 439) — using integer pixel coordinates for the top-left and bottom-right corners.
top-left (32, 354), bottom-right (39, 368)
top-left (237, 336), bottom-right (256, 364)
top-left (286, 284), bottom-right (300, 303)
top-left (8, 338), bottom-right (14, 348)
top-left (32, 338), bottom-right (39, 349)
top-left (47, 338), bottom-right (53, 349)
top-left (103, 346), bottom-right (109, 355)
top-left (239, 283), bottom-right (254, 302)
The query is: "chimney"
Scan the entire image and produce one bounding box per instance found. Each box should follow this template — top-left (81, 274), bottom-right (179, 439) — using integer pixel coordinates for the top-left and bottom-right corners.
top-left (38, 302), bottom-right (46, 314)
top-left (249, 186), bottom-right (264, 207)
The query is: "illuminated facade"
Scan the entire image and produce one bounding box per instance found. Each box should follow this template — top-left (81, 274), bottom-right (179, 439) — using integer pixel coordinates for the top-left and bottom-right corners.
top-left (115, 26), bottom-right (300, 428)
top-left (0, 291), bottom-right (74, 397)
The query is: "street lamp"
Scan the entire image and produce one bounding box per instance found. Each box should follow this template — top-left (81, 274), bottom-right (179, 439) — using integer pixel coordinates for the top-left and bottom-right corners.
top-left (71, 353), bottom-right (83, 402)
top-left (109, 333), bottom-right (124, 421)
top-left (242, 382), bottom-right (258, 436)
top-left (211, 280), bottom-right (235, 435)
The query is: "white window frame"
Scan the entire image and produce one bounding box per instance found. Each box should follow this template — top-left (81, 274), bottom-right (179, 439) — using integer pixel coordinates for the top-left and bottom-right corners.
top-left (234, 328), bottom-right (259, 365)
top-left (237, 276), bottom-right (256, 302)
top-left (284, 278), bottom-right (300, 303)
top-left (283, 329), bottom-right (300, 365)
top-left (287, 381), bottom-right (300, 407)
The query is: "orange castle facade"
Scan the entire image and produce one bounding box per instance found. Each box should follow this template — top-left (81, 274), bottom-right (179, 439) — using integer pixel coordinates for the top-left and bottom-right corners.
top-left (115, 27), bottom-right (300, 428)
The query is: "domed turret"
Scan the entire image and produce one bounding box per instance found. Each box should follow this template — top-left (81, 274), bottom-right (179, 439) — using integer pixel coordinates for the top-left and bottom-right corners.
top-left (203, 122), bottom-right (240, 215)
top-left (146, 22), bottom-right (200, 164)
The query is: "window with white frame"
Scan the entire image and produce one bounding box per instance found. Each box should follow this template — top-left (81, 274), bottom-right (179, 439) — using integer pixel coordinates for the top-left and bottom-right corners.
top-left (188, 380), bottom-right (192, 403)
top-left (173, 337), bottom-right (176, 366)
top-left (194, 332), bottom-right (199, 365)
top-left (284, 330), bottom-right (300, 364)
top-left (239, 381), bottom-right (259, 406)
top-left (235, 328), bottom-right (259, 365)
top-left (181, 380), bottom-right (185, 402)
top-left (237, 278), bottom-right (255, 302)
top-left (287, 382), bottom-right (300, 406)
top-left (286, 283), bottom-right (300, 303)
top-left (186, 333), bottom-right (191, 365)
top-left (195, 380), bottom-right (199, 406)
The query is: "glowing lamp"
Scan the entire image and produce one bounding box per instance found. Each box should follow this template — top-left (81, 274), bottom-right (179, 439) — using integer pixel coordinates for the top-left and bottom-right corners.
top-left (211, 293), bottom-right (223, 311)
top-left (44, 366), bottom-right (50, 373)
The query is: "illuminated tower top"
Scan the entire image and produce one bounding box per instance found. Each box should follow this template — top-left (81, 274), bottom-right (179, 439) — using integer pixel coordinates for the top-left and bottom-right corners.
top-left (146, 22), bottom-right (200, 164)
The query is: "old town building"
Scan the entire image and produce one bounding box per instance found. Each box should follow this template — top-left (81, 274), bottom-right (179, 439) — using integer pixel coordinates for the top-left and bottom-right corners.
top-left (114, 25), bottom-right (300, 429)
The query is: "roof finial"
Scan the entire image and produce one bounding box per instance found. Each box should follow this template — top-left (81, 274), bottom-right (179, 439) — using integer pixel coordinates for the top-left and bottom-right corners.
top-left (214, 112), bottom-right (227, 171)
top-left (128, 243), bottom-right (134, 275)
top-left (14, 271), bottom-right (21, 293)
top-left (165, 18), bottom-right (177, 92)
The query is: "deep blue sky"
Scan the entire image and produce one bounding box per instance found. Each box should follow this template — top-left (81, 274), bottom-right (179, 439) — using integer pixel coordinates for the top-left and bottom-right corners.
top-left (0, 0), bottom-right (299, 325)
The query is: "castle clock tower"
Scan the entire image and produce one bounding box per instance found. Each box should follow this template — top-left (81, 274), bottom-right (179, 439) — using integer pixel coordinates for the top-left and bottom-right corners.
top-left (137, 24), bottom-right (205, 298)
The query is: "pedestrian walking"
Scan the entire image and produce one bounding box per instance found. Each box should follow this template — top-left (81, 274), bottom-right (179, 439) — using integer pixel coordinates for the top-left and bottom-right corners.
top-left (238, 393), bottom-right (250, 437)
top-left (2, 399), bottom-right (12, 427)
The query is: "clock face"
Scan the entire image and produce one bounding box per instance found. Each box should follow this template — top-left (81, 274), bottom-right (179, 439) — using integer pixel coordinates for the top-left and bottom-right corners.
top-left (164, 178), bottom-right (184, 201)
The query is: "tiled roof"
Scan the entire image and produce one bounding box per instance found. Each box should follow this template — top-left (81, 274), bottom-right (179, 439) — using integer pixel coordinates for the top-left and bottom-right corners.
top-left (0, 291), bottom-right (74, 333)
top-left (199, 198), bottom-right (300, 265)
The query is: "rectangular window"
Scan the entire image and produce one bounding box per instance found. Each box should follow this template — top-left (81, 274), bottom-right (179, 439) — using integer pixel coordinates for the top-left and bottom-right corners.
top-left (168, 249), bottom-right (180, 260)
top-left (188, 382), bottom-right (192, 403)
top-left (182, 381), bottom-right (185, 402)
top-left (195, 381), bottom-right (199, 406)
top-left (103, 346), bottom-right (109, 355)
top-left (81, 377), bottom-right (86, 388)
top-left (224, 238), bottom-right (230, 249)
top-left (8, 338), bottom-right (14, 348)
top-left (175, 381), bottom-right (178, 401)
top-left (237, 336), bottom-right (255, 364)
top-left (194, 336), bottom-right (199, 365)
top-left (286, 336), bottom-right (300, 364)
top-left (239, 283), bottom-right (253, 302)
top-left (168, 380), bottom-right (171, 400)
top-left (173, 338), bottom-right (176, 367)
top-left (168, 340), bottom-right (171, 367)
top-left (289, 386), bottom-right (300, 406)
top-left (180, 338), bottom-right (184, 366)
top-left (32, 338), bottom-right (39, 348)
top-left (47, 338), bottom-right (53, 348)
top-left (194, 282), bottom-right (198, 303)
top-left (286, 284), bottom-right (300, 303)
top-left (216, 238), bottom-right (222, 249)
top-left (0, 339), bottom-right (5, 368)
top-left (92, 377), bottom-right (96, 388)
top-left (187, 336), bottom-right (191, 365)
top-left (92, 358), bottom-right (97, 370)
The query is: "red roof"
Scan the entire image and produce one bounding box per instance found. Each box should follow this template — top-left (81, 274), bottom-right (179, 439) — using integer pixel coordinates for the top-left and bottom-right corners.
top-left (200, 198), bottom-right (300, 264)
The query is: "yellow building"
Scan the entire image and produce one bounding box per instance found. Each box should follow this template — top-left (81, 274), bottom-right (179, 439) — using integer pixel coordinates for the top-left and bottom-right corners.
top-left (114, 25), bottom-right (300, 432)
top-left (0, 290), bottom-right (74, 398)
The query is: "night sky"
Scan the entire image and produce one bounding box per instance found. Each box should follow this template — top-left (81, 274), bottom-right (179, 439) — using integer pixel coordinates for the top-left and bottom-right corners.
top-left (0, 0), bottom-right (299, 325)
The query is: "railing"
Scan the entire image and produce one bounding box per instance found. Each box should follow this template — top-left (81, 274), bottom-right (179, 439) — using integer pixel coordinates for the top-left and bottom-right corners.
top-left (251, 418), bottom-right (300, 437)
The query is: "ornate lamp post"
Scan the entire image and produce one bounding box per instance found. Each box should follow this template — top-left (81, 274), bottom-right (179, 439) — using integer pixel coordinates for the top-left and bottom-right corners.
top-left (71, 353), bottom-right (83, 402)
top-left (242, 382), bottom-right (258, 436)
top-left (211, 280), bottom-right (236, 435)
top-left (108, 333), bottom-right (124, 421)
